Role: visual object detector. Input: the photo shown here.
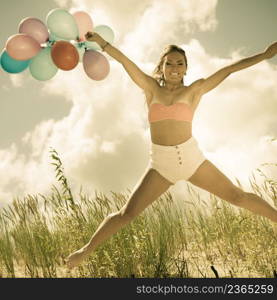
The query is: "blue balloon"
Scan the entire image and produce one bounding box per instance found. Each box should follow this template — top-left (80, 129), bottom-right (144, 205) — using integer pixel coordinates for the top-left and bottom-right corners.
top-left (1, 49), bottom-right (30, 73)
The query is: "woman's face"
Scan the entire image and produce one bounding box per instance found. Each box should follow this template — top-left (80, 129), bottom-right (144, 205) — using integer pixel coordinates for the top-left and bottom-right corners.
top-left (162, 51), bottom-right (187, 84)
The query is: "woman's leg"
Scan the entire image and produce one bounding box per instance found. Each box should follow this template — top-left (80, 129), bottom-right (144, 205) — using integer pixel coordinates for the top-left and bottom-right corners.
top-left (66, 168), bottom-right (173, 269)
top-left (188, 160), bottom-right (277, 222)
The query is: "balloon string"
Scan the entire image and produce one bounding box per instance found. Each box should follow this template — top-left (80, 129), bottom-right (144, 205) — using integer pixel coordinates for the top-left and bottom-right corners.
top-left (78, 42), bottom-right (86, 48)
top-left (47, 40), bottom-right (55, 47)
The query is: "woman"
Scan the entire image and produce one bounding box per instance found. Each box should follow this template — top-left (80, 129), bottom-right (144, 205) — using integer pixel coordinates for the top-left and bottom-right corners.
top-left (66, 32), bottom-right (277, 269)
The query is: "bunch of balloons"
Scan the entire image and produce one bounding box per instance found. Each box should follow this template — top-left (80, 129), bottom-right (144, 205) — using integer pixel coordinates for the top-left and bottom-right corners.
top-left (0, 8), bottom-right (114, 81)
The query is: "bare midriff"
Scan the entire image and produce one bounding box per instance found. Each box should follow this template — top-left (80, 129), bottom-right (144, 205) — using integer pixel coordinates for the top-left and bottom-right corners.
top-left (146, 84), bottom-right (196, 146)
top-left (150, 120), bottom-right (192, 146)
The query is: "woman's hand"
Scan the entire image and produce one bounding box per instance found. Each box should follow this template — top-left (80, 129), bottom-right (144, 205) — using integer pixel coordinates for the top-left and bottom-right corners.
top-left (264, 42), bottom-right (277, 59)
top-left (85, 31), bottom-right (105, 43)
top-left (85, 31), bottom-right (107, 49)
top-left (85, 31), bottom-right (99, 42)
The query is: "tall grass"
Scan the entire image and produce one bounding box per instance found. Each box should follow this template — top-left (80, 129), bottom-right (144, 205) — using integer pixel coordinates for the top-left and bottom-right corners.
top-left (0, 149), bottom-right (276, 278)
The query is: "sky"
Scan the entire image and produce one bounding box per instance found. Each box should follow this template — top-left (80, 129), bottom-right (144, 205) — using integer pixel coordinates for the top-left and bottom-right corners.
top-left (0, 0), bottom-right (277, 207)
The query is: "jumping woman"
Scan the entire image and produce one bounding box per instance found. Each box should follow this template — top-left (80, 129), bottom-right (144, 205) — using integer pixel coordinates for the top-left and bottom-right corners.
top-left (66, 32), bottom-right (277, 269)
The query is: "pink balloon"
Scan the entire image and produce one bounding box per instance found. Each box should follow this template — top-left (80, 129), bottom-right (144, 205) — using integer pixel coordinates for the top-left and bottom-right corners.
top-left (73, 11), bottom-right (93, 42)
top-left (19, 17), bottom-right (49, 44)
top-left (6, 34), bottom-right (41, 60)
top-left (83, 50), bottom-right (110, 81)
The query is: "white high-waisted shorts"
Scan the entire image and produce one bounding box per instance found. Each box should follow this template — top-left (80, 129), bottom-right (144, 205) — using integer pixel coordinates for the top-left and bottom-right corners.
top-left (149, 136), bottom-right (206, 184)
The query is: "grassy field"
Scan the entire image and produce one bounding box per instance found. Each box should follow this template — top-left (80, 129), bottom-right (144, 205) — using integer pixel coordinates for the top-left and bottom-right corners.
top-left (0, 150), bottom-right (276, 278)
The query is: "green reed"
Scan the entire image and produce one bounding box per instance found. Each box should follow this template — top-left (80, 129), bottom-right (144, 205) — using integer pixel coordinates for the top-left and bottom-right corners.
top-left (0, 149), bottom-right (276, 278)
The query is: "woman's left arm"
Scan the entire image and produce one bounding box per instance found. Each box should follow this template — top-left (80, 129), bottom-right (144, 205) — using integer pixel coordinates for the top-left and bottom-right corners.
top-left (198, 41), bottom-right (277, 95)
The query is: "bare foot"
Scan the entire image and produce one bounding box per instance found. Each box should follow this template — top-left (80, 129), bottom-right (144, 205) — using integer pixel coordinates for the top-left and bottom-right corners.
top-left (66, 247), bottom-right (89, 269)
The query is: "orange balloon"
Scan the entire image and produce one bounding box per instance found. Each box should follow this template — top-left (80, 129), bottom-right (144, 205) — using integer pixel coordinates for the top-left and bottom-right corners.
top-left (51, 41), bottom-right (79, 70)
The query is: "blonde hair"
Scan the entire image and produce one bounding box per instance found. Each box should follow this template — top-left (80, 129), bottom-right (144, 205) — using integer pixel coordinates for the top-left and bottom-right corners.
top-left (152, 45), bottom-right (188, 86)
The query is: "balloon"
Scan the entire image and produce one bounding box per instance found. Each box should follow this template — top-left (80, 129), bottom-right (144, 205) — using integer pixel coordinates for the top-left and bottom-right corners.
top-left (95, 25), bottom-right (115, 43)
top-left (29, 47), bottom-right (58, 81)
top-left (51, 41), bottom-right (79, 70)
top-left (0, 49), bottom-right (30, 73)
top-left (48, 32), bottom-right (67, 42)
top-left (46, 8), bottom-right (79, 40)
top-left (18, 17), bottom-right (49, 44)
top-left (72, 11), bottom-right (93, 42)
top-left (83, 50), bottom-right (110, 80)
top-left (6, 34), bottom-right (41, 60)
top-left (85, 25), bottom-right (114, 50)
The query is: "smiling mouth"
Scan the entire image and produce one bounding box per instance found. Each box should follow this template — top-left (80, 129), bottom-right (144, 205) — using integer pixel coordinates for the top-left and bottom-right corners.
top-left (170, 73), bottom-right (180, 77)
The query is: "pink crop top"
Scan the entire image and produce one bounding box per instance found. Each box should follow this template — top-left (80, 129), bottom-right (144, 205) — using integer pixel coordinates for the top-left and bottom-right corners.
top-left (148, 102), bottom-right (193, 123)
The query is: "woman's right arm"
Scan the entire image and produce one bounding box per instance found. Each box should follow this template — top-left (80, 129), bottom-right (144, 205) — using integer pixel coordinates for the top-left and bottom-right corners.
top-left (85, 32), bottom-right (157, 92)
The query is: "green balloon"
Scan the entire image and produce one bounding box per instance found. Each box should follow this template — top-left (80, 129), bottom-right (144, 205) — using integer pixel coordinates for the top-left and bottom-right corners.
top-left (48, 32), bottom-right (68, 42)
top-left (84, 40), bottom-right (101, 51)
top-left (29, 47), bottom-right (58, 81)
top-left (46, 8), bottom-right (79, 40)
top-left (94, 25), bottom-right (115, 43)
top-left (85, 25), bottom-right (115, 50)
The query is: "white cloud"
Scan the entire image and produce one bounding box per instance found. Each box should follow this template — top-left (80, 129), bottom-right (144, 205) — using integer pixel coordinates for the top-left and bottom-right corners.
top-left (39, 60), bottom-right (151, 195)
top-left (56, 0), bottom-right (218, 40)
top-left (0, 142), bottom-right (54, 206)
top-left (190, 44), bottom-right (277, 189)
top-left (9, 73), bottom-right (25, 87)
